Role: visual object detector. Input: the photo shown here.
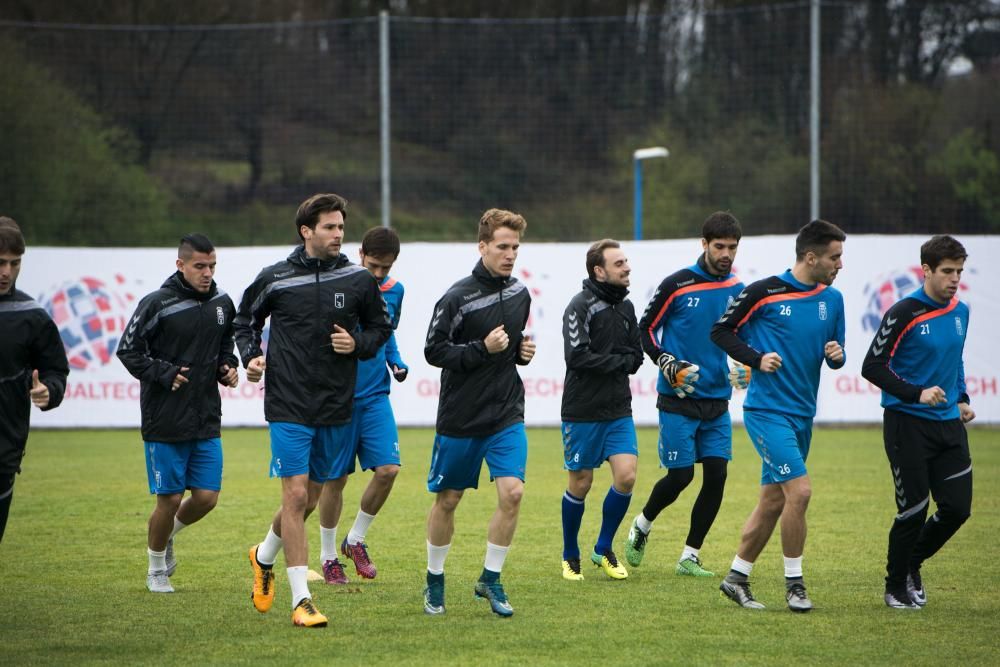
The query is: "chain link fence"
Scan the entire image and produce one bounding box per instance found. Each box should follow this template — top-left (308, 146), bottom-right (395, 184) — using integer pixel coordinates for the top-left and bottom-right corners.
top-left (2, 2), bottom-right (997, 246)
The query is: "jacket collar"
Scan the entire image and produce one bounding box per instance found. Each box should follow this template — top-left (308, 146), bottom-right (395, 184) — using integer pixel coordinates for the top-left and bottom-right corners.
top-left (583, 277), bottom-right (628, 304)
top-left (163, 271), bottom-right (217, 302)
top-left (472, 259), bottom-right (511, 290)
top-left (288, 245), bottom-right (347, 272)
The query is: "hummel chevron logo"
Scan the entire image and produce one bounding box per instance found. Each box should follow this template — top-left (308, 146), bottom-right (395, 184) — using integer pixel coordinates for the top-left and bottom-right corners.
top-left (872, 345), bottom-right (885, 356)
top-left (880, 326), bottom-right (892, 337)
top-left (886, 316), bottom-right (897, 326)
top-left (430, 308), bottom-right (444, 328)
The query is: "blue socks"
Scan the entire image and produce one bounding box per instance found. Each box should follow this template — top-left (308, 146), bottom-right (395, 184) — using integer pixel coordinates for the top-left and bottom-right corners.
top-left (561, 491), bottom-right (585, 560)
top-left (595, 486), bottom-right (632, 555)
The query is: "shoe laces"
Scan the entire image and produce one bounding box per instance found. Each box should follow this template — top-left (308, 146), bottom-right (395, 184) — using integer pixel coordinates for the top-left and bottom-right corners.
top-left (604, 551), bottom-right (621, 568)
top-left (787, 582), bottom-right (807, 600)
top-left (297, 598), bottom-right (319, 615)
top-left (733, 579), bottom-right (757, 601)
top-left (909, 570), bottom-right (923, 590)
top-left (484, 580), bottom-right (508, 603)
top-left (324, 559), bottom-right (346, 578)
top-left (351, 542), bottom-right (372, 566)
top-left (566, 558), bottom-right (582, 574)
top-left (426, 580), bottom-right (444, 605)
top-left (261, 568), bottom-right (273, 595)
top-left (632, 530), bottom-right (648, 551)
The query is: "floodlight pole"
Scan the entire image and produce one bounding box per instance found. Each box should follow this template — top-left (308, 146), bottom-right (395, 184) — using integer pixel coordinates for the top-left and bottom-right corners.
top-left (379, 10), bottom-right (391, 228)
top-left (633, 147), bottom-right (669, 240)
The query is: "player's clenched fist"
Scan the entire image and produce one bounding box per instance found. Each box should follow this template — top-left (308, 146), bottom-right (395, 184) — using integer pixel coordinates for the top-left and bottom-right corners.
top-left (919, 385), bottom-right (946, 407)
top-left (518, 334), bottom-right (536, 363)
top-left (658, 353), bottom-right (699, 398)
top-left (824, 340), bottom-right (844, 364)
top-left (331, 324), bottom-right (356, 354)
top-left (758, 352), bottom-right (782, 373)
top-left (484, 325), bottom-right (509, 354)
top-left (246, 356), bottom-right (266, 383)
top-left (218, 364), bottom-right (239, 388)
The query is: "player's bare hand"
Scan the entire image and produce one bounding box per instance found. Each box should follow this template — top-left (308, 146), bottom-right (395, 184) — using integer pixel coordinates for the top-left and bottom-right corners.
top-left (919, 386), bottom-right (946, 407)
top-left (824, 341), bottom-right (844, 364)
top-left (246, 356), bottom-right (266, 383)
top-left (392, 365), bottom-right (408, 382)
top-left (484, 325), bottom-right (509, 354)
top-left (171, 367), bottom-right (190, 391)
top-left (331, 324), bottom-right (356, 354)
top-left (958, 402), bottom-right (975, 423)
top-left (519, 335), bottom-right (536, 363)
top-left (759, 352), bottom-right (782, 373)
top-left (29, 369), bottom-right (50, 408)
top-left (219, 364), bottom-right (239, 388)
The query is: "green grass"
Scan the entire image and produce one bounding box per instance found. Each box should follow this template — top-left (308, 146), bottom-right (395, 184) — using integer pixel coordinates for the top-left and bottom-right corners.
top-left (2, 427), bottom-right (997, 666)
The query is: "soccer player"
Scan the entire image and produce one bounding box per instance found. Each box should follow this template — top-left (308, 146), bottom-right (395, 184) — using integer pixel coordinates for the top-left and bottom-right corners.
top-left (117, 234), bottom-right (239, 593)
top-left (315, 226), bottom-right (409, 583)
top-left (861, 235), bottom-right (974, 610)
top-left (235, 194), bottom-right (392, 628)
top-left (624, 212), bottom-right (745, 577)
top-left (711, 219), bottom-right (846, 612)
top-left (559, 239), bottom-right (643, 582)
top-left (422, 208), bottom-right (535, 617)
top-left (0, 217), bottom-right (69, 543)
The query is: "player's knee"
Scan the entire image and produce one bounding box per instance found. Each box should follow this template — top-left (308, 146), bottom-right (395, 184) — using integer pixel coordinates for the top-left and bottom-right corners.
top-left (786, 485), bottom-right (811, 511)
top-left (283, 487), bottom-right (309, 513)
top-left (196, 492), bottom-right (219, 513)
top-left (669, 466), bottom-right (695, 490)
top-left (157, 493), bottom-right (183, 514)
top-left (937, 506), bottom-right (971, 527)
top-left (374, 464), bottom-right (400, 485)
top-left (501, 484), bottom-right (524, 511)
top-left (435, 490), bottom-right (463, 514)
top-left (701, 458), bottom-right (728, 487)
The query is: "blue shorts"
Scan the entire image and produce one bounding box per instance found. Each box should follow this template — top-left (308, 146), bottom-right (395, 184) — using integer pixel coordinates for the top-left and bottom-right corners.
top-left (349, 394), bottom-right (401, 473)
top-left (427, 422), bottom-right (527, 492)
top-left (144, 438), bottom-right (222, 495)
top-left (562, 417), bottom-right (638, 471)
top-left (658, 410), bottom-right (732, 469)
top-left (269, 422), bottom-right (354, 482)
top-left (743, 409), bottom-right (813, 485)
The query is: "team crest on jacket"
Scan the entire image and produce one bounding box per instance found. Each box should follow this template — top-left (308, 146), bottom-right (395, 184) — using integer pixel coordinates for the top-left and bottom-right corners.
top-left (216, 306), bottom-right (225, 325)
top-left (818, 301), bottom-right (827, 320)
top-left (335, 293), bottom-right (345, 308)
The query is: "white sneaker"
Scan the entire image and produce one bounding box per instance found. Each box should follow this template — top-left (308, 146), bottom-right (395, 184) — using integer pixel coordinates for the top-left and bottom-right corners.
top-left (147, 570), bottom-right (175, 593)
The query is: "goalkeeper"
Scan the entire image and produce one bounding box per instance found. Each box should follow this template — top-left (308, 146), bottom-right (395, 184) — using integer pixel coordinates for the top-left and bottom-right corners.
top-left (623, 212), bottom-right (745, 578)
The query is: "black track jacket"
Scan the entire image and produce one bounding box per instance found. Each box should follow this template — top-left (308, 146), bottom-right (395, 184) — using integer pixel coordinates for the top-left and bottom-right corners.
top-left (117, 273), bottom-right (238, 443)
top-left (425, 260), bottom-right (532, 437)
top-left (0, 288), bottom-right (69, 475)
top-left (234, 247), bottom-right (392, 426)
top-left (561, 279), bottom-right (643, 422)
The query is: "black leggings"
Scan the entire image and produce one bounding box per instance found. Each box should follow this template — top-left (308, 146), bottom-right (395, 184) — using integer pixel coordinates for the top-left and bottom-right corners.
top-left (883, 410), bottom-right (972, 589)
top-left (641, 457), bottom-right (728, 549)
top-left (0, 473), bottom-right (15, 544)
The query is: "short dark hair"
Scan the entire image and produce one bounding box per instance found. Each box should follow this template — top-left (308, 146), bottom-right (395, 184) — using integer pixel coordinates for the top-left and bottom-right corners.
top-left (361, 226), bottom-right (400, 259)
top-left (702, 211), bottom-right (742, 242)
top-left (296, 193), bottom-right (348, 240)
top-left (795, 219), bottom-right (846, 260)
top-left (0, 218), bottom-right (25, 256)
top-left (586, 238), bottom-right (621, 280)
top-left (178, 233), bottom-right (215, 260)
top-left (920, 235), bottom-right (967, 270)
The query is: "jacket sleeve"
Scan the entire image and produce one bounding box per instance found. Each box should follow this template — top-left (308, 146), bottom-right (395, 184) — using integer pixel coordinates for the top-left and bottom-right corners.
top-left (352, 276), bottom-right (394, 361)
top-left (564, 298), bottom-right (635, 374)
top-left (234, 272), bottom-right (270, 367)
top-left (217, 298), bottom-right (240, 379)
top-left (31, 315), bottom-right (69, 411)
top-left (710, 285), bottom-right (765, 368)
top-left (638, 278), bottom-right (682, 364)
top-left (117, 296), bottom-right (181, 389)
top-left (623, 301), bottom-right (644, 374)
top-left (384, 331), bottom-right (407, 371)
top-left (861, 303), bottom-right (922, 403)
top-left (424, 292), bottom-right (490, 371)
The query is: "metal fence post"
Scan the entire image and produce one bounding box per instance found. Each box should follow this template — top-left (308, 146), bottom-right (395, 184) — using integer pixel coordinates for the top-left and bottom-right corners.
top-left (810, 0), bottom-right (820, 221)
top-left (380, 10), bottom-right (391, 228)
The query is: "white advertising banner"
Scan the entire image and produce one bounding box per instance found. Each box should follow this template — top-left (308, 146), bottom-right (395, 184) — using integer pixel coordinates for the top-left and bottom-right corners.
top-left (21, 235), bottom-right (999, 428)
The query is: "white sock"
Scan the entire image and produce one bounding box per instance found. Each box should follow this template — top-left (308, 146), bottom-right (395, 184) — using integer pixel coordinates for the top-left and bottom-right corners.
top-left (320, 526), bottom-right (339, 562)
top-left (680, 545), bottom-right (700, 562)
top-left (257, 527), bottom-right (282, 566)
top-left (170, 516), bottom-right (188, 539)
top-left (427, 541), bottom-right (451, 575)
top-left (484, 541), bottom-right (510, 574)
top-left (636, 512), bottom-right (653, 534)
top-left (287, 565), bottom-right (310, 609)
top-left (347, 510), bottom-right (376, 546)
top-left (731, 555), bottom-right (754, 577)
top-left (784, 555), bottom-right (803, 579)
top-left (148, 548), bottom-right (166, 574)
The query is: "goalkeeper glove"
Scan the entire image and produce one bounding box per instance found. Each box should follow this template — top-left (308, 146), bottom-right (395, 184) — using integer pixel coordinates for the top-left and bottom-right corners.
top-left (728, 362), bottom-right (752, 390)
top-left (658, 353), bottom-right (699, 398)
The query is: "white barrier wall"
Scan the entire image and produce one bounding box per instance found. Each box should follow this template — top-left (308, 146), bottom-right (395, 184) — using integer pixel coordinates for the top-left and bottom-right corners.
top-left (23, 235), bottom-right (999, 428)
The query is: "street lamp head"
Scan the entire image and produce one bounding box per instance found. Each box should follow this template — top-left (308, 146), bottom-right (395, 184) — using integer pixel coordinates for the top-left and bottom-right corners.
top-left (633, 146), bottom-right (669, 161)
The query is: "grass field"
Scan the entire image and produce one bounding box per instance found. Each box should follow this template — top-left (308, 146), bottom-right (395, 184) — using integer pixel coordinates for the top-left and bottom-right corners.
top-left (2, 427), bottom-right (997, 666)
